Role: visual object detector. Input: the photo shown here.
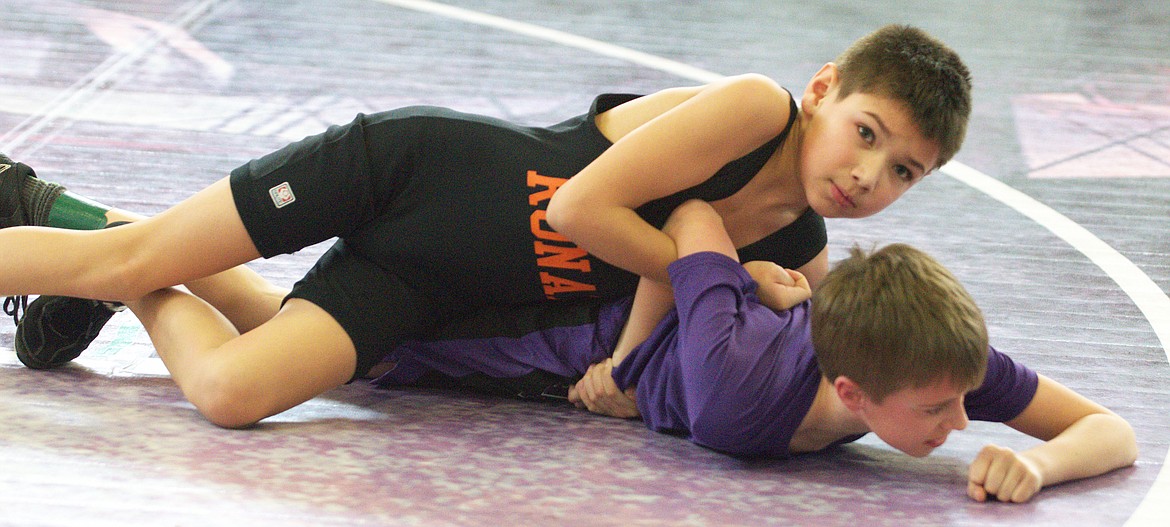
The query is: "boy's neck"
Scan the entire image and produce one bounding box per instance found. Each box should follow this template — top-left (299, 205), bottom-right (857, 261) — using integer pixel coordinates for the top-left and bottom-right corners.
top-left (788, 376), bottom-right (869, 454)
top-left (766, 115), bottom-right (809, 210)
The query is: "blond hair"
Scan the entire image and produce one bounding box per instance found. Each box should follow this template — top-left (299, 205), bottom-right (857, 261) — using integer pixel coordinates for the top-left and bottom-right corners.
top-left (810, 244), bottom-right (987, 402)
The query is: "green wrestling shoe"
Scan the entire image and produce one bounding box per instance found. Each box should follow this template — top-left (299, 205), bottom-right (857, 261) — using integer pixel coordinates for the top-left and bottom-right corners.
top-left (2, 153), bottom-right (123, 369)
top-left (15, 297), bottom-right (126, 369)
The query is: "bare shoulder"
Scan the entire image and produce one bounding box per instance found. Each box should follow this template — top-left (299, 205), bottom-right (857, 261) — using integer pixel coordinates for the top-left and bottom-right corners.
top-left (712, 73), bottom-right (791, 110)
top-left (596, 74), bottom-right (792, 143)
top-left (694, 74), bottom-right (792, 129)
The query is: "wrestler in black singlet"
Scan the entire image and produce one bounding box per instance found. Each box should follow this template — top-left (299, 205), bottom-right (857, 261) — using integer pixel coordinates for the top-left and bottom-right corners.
top-left (229, 91), bottom-right (824, 377)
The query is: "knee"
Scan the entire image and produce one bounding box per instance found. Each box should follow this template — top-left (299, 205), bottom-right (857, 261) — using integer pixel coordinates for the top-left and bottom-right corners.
top-left (184, 366), bottom-right (269, 429)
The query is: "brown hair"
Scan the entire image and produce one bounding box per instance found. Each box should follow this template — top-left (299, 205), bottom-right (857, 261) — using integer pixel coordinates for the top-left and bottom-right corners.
top-left (835, 25), bottom-right (973, 168)
top-left (810, 244), bottom-right (987, 402)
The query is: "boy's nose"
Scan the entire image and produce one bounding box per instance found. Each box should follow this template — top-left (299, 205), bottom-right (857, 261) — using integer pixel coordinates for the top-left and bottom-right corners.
top-left (852, 155), bottom-right (881, 190)
top-left (948, 407), bottom-right (970, 431)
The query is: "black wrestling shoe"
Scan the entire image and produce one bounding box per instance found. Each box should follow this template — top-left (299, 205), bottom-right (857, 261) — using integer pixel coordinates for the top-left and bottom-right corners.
top-left (0, 152), bottom-right (31, 228)
top-left (2, 152), bottom-right (69, 325)
top-left (15, 297), bottom-right (126, 370)
top-left (2, 152), bottom-right (34, 329)
top-left (0, 151), bottom-right (57, 229)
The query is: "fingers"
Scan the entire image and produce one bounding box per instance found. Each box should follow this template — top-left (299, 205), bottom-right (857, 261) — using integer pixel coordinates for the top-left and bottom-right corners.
top-left (578, 360), bottom-right (616, 411)
top-left (771, 263), bottom-right (795, 286)
top-left (993, 464), bottom-right (1028, 503)
top-left (968, 445), bottom-right (992, 501)
top-left (567, 384), bottom-right (583, 408)
top-left (575, 362), bottom-right (604, 411)
top-left (590, 360), bottom-right (618, 401)
top-left (785, 269), bottom-right (810, 291)
top-left (967, 480), bottom-right (988, 502)
top-left (784, 269), bottom-right (812, 305)
top-left (968, 445), bottom-right (1043, 503)
top-left (573, 359), bottom-right (639, 418)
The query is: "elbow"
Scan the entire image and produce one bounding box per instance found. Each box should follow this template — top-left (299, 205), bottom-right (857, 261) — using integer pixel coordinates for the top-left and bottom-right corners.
top-left (544, 194), bottom-right (568, 233)
top-left (545, 190), bottom-right (581, 239)
top-left (1086, 412), bottom-right (1138, 468)
top-left (546, 186), bottom-right (605, 247)
top-left (1115, 414), bottom-right (1139, 466)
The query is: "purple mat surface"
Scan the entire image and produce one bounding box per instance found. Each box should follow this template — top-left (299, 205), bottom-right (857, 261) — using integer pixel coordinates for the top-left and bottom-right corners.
top-left (2, 1), bottom-right (1167, 525)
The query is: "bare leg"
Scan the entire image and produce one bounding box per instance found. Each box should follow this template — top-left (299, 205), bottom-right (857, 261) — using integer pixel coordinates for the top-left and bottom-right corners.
top-left (126, 290), bottom-right (356, 428)
top-left (183, 268), bottom-right (288, 334)
top-left (104, 208), bottom-right (288, 334)
top-left (0, 178), bottom-right (261, 302)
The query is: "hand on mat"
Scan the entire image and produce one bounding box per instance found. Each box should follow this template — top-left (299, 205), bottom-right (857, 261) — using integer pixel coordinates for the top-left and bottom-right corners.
top-left (567, 358), bottom-right (640, 419)
top-left (967, 444), bottom-right (1043, 503)
top-left (743, 261), bottom-right (811, 311)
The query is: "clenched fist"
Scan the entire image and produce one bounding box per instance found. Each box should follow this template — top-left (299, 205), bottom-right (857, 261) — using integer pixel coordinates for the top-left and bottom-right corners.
top-left (742, 261), bottom-right (811, 311)
top-left (968, 444), bottom-right (1043, 503)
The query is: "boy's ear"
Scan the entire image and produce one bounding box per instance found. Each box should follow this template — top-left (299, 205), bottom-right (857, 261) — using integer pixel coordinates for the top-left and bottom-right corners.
top-left (801, 62), bottom-right (839, 115)
top-left (833, 375), bottom-right (866, 412)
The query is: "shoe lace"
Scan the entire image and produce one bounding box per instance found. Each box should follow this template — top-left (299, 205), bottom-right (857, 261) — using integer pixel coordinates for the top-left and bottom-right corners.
top-left (4, 295), bottom-right (27, 325)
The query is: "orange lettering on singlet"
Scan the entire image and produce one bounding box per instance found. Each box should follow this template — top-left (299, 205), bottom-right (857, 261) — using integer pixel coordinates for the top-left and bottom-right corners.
top-left (527, 170), bottom-right (567, 206)
top-left (528, 169), bottom-right (595, 300)
top-left (540, 272), bottom-right (597, 299)
top-left (534, 241), bottom-right (592, 272)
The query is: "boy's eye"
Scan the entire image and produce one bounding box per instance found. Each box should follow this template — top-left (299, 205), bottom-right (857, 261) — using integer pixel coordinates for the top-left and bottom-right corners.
top-left (857, 125), bottom-right (875, 144)
top-left (923, 401), bottom-right (954, 416)
top-left (894, 165), bottom-right (914, 182)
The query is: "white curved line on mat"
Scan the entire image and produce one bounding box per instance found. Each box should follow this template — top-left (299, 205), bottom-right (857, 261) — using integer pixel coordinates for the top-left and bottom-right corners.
top-left (375, 1), bottom-right (1169, 524)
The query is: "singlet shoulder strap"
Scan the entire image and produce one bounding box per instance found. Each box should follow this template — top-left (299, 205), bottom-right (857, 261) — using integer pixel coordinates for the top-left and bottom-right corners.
top-left (737, 206), bottom-right (826, 270)
top-left (634, 87), bottom-right (800, 224)
top-left (591, 93), bottom-right (643, 116)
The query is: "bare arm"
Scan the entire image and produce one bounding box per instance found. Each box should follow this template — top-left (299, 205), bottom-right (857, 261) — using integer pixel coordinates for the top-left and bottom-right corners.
top-left (565, 276), bottom-right (675, 419)
top-left (569, 200), bottom-right (737, 417)
top-left (569, 200), bottom-right (819, 418)
top-left (967, 374), bottom-right (1138, 503)
top-left (610, 276), bottom-right (674, 367)
top-left (546, 74), bottom-right (792, 284)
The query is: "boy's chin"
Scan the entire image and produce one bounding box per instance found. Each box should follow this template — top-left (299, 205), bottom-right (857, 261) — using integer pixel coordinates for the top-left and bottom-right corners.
top-left (894, 444), bottom-right (937, 458)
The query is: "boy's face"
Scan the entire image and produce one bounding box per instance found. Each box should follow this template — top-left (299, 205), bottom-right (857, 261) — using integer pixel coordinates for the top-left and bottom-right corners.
top-left (799, 81), bottom-right (941, 219)
top-left (857, 379), bottom-right (970, 458)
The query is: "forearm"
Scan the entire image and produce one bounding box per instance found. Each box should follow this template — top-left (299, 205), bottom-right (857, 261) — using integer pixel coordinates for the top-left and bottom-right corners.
top-left (1021, 412), bottom-right (1137, 488)
top-left (611, 277), bottom-right (674, 366)
top-left (570, 201), bottom-right (737, 416)
top-left (610, 200), bottom-right (737, 364)
top-left (548, 202), bottom-right (677, 283)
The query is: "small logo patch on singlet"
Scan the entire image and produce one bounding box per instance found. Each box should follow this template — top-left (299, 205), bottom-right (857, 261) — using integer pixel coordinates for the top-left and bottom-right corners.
top-left (0, 163), bottom-right (10, 174)
top-left (268, 182), bottom-right (296, 208)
